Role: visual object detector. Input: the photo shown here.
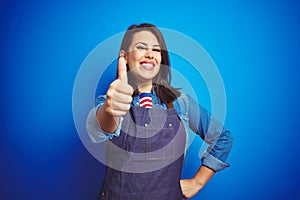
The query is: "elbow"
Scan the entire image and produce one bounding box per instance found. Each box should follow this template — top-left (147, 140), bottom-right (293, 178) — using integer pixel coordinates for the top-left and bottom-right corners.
top-left (226, 129), bottom-right (234, 147)
top-left (222, 129), bottom-right (234, 157)
top-left (223, 129), bottom-right (234, 150)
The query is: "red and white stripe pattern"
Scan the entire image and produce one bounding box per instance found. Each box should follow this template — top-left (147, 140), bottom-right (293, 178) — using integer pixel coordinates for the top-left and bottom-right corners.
top-left (139, 93), bottom-right (152, 108)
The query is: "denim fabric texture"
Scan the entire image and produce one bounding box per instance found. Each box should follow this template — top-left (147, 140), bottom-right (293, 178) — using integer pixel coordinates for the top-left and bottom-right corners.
top-left (86, 90), bottom-right (233, 172)
top-left (100, 106), bottom-right (186, 199)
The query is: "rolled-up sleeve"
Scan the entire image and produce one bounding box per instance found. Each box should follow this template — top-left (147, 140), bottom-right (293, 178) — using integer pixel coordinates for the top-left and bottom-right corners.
top-left (85, 95), bottom-right (123, 143)
top-left (187, 95), bottom-right (233, 172)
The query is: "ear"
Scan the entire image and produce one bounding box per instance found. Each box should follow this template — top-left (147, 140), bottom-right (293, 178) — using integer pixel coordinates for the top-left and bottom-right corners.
top-left (119, 50), bottom-right (127, 64)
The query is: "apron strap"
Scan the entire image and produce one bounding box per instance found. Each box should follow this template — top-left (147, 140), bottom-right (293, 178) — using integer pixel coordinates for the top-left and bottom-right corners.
top-left (166, 101), bottom-right (174, 109)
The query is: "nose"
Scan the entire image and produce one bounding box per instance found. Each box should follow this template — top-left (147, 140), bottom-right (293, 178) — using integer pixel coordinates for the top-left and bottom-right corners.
top-left (145, 48), bottom-right (154, 59)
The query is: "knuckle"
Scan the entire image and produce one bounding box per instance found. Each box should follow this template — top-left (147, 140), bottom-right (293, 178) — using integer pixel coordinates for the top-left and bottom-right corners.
top-left (111, 110), bottom-right (118, 117)
top-left (108, 90), bottom-right (118, 100)
top-left (106, 99), bottom-right (113, 107)
top-left (105, 107), bottom-right (112, 115)
top-left (111, 79), bottom-right (120, 86)
top-left (106, 90), bottom-right (112, 98)
top-left (109, 80), bottom-right (119, 90)
top-left (120, 111), bottom-right (126, 116)
top-left (128, 85), bottom-right (134, 94)
top-left (105, 99), bottom-right (110, 106)
top-left (109, 83), bottom-right (115, 90)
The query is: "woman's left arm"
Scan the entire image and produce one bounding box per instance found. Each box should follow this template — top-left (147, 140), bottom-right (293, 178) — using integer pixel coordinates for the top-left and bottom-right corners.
top-left (180, 165), bottom-right (215, 198)
top-left (180, 94), bottom-right (233, 198)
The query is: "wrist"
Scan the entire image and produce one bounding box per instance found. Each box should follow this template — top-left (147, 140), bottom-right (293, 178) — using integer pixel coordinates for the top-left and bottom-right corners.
top-left (192, 177), bottom-right (204, 191)
top-left (192, 165), bottom-right (215, 192)
top-left (96, 102), bottom-right (119, 133)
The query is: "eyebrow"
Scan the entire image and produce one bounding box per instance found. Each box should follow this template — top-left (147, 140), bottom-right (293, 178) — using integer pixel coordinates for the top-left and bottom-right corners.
top-left (135, 42), bottom-right (161, 47)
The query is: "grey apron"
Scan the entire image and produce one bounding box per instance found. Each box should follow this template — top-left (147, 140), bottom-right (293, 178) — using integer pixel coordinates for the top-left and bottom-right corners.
top-left (100, 103), bottom-right (186, 200)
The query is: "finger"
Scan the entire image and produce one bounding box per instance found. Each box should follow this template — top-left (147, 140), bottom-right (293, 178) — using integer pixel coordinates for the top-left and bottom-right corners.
top-left (108, 109), bottom-right (128, 117)
top-left (109, 79), bottom-right (133, 95)
top-left (111, 92), bottom-right (133, 104)
top-left (115, 82), bottom-right (134, 95)
top-left (106, 103), bottom-right (130, 118)
top-left (106, 96), bottom-right (131, 111)
top-left (111, 100), bottom-right (131, 112)
top-left (106, 99), bottom-right (130, 115)
top-left (180, 180), bottom-right (188, 192)
top-left (118, 56), bottom-right (128, 83)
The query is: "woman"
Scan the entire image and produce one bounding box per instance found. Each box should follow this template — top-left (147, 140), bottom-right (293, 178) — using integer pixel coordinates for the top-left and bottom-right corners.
top-left (86, 23), bottom-right (233, 199)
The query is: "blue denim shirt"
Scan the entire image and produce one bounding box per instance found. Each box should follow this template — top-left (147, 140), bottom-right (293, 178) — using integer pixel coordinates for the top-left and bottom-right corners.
top-left (86, 92), bottom-right (233, 172)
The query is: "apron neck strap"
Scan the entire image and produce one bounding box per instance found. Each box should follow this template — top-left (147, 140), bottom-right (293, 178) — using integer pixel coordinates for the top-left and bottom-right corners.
top-left (166, 102), bottom-right (174, 109)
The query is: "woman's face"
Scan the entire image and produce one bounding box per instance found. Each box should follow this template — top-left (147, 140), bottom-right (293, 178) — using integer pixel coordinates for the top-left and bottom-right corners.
top-left (125, 30), bottom-right (162, 84)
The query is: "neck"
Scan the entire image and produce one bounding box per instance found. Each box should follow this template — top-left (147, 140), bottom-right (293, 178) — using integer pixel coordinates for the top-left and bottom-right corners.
top-left (138, 81), bottom-right (152, 93)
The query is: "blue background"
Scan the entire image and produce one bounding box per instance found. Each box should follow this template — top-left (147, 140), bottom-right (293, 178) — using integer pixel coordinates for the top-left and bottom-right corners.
top-left (1, 0), bottom-right (299, 199)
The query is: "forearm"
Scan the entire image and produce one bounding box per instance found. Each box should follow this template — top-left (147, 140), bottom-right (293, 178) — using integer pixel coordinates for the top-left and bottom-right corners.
top-left (96, 101), bottom-right (119, 133)
top-left (180, 165), bottom-right (215, 198)
top-left (193, 165), bottom-right (215, 190)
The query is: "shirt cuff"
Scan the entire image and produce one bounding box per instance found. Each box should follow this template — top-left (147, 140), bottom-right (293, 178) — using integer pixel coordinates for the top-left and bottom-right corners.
top-left (86, 106), bottom-right (123, 143)
top-left (201, 151), bottom-right (230, 172)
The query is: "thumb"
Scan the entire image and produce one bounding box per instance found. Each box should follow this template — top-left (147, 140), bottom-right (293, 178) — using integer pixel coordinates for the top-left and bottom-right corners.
top-left (118, 56), bottom-right (128, 83)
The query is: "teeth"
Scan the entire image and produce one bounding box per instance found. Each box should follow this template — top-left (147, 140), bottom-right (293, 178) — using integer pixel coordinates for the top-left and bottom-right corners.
top-left (142, 63), bottom-right (153, 68)
top-left (141, 62), bottom-right (154, 70)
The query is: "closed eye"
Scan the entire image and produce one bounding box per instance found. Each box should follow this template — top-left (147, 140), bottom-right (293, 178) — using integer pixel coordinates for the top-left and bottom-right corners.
top-left (136, 45), bottom-right (147, 50)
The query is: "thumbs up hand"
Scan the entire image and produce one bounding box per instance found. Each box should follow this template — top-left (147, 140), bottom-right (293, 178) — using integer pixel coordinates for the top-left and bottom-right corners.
top-left (118, 56), bottom-right (128, 83)
top-left (104, 56), bottom-right (134, 117)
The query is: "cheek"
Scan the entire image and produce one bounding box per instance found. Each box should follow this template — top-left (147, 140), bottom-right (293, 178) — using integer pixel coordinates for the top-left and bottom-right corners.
top-left (156, 54), bottom-right (162, 64)
top-left (155, 65), bottom-right (161, 74)
top-left (158, 57), bottom-right (162, 64)
top-left (127, 52), bottom-right (143, 66)
top-left (126, 58), bottom-right (136, 69)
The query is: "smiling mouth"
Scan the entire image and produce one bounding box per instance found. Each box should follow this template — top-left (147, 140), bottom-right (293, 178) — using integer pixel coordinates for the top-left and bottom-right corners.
top-left (140, 61), bottom-right (155, 70)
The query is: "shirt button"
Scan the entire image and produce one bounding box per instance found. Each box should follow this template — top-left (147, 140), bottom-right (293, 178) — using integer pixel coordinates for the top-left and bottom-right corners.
top-left (169, 123), bottom-right (172, 127)
top-left (145, 123), bottom-right (148, 127)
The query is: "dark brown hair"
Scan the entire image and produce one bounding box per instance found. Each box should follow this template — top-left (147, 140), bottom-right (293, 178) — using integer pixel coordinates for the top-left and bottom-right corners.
top-left (120, 23), bottom-right (180, 104)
